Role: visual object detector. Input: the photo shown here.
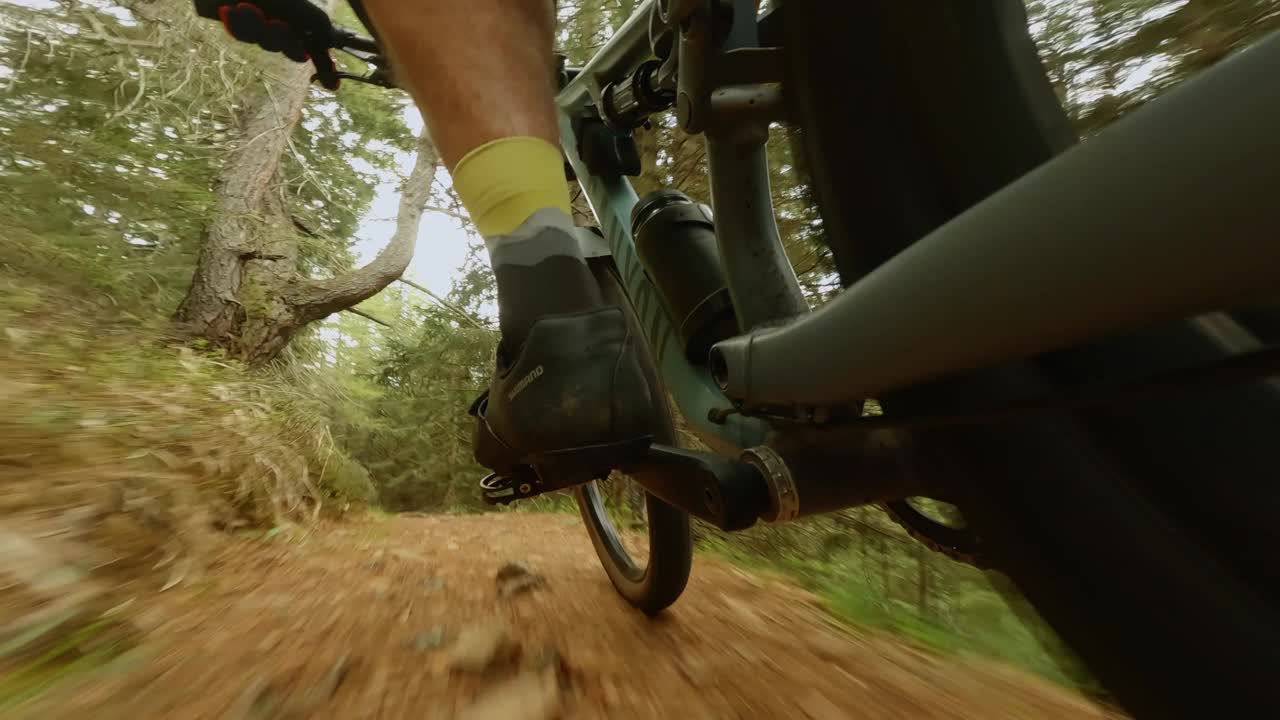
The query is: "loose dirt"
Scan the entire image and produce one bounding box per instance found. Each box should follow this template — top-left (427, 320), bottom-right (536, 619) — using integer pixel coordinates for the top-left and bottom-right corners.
top-left (11, 513), bottom-right (1122, 719)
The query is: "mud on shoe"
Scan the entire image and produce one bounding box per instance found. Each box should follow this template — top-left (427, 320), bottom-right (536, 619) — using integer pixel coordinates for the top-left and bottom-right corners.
top-left (471, 306), bottom-right (656, 502)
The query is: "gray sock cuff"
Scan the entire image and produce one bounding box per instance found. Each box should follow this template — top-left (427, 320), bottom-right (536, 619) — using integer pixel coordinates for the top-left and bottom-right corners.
top-left (485, 208), bottom-right (584, 268)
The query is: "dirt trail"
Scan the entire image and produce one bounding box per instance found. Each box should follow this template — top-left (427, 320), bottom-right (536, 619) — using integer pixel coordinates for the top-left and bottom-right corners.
top-left (22, 513), bottom-right (1120, 719)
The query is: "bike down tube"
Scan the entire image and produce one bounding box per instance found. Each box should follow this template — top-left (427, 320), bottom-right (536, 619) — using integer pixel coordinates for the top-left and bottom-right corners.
top-left (556, 112), bottom-right (769, 453)
top-left (712, 32), bottom-right (1280, 410)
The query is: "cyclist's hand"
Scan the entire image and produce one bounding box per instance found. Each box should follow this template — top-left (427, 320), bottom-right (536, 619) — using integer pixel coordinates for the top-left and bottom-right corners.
top-left (193, 1), bottom-right (341, 89)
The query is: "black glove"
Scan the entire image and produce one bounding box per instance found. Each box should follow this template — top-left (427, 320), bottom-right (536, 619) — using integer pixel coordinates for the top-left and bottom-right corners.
top-left (193, 1), bottom-right (341, 89)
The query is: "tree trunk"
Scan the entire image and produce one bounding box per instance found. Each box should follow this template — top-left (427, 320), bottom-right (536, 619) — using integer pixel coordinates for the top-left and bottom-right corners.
top-left (916, 543), bottom-right (930, 617)
top-left (174, 53), bottom-right (441, 364)
top-left (880, 535), bottom-right (891, 599)
top-left (173, 58), bottom-right (312, 358)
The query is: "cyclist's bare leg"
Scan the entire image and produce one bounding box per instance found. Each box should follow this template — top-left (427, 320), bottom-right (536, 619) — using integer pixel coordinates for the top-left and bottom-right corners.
top-left (362, 0), bottom-right (599, 348)
top-left (360, 0), bottom-right (654, 477)
top-left (360, 0), bottom-right (559, 170)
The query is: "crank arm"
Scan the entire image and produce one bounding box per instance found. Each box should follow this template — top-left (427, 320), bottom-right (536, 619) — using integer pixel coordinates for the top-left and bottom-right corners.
top-left (626, 438), bottom-right (921, 530)
top-left (624, 444), bottom-right (770, 531)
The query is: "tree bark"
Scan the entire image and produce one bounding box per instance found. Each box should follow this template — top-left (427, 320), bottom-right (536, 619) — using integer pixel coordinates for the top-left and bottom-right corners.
top-left (174, 53), bottom-right (440, 364)
top-left (880, 535), bottom-right (891, 599)
top-left (173, 57), bottom-right (312, 355)
top-left (916, 543), bottom-right (930, 617)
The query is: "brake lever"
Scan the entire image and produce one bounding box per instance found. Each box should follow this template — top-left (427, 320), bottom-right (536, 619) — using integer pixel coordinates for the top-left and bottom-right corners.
top-left (323, 27), bottom-right (396, 89)
top-left (338, 47), bottom-right (379, 63)
top-left (331, 70), bottom-right (397, 89)
top-left (329, 26), bottom-right (379, 54)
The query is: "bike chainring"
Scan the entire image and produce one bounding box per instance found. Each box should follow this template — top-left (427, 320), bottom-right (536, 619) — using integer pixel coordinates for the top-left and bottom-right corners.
top-left (881, 499), bottom-right (988, 568)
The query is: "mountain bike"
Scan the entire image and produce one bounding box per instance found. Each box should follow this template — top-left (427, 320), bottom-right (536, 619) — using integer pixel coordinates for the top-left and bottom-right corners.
top-left (308, 1), bottom-right (1279, 716)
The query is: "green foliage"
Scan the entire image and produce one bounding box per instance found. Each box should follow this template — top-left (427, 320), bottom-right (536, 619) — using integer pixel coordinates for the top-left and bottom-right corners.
top-left (0, 615), bottom-right (139, 713)
top-left (1027, 0), bottom-right (1280, 135)
top-left (347, 303), bottom-right (497, 511)
top-left (698, 509), bottom-right (1101, 694)
top-left (290, 88), bottom-right (415, 264)
top-left (256, 272), bottom-right (497, 512)
top-left (0, 0), bottom-right (413, 325)
top-left (0, 272), bottom-right (374, 523)
top-left (0, 2), bottom-right (226, 310)
top-left (315, 451), bottom-right (377, 505)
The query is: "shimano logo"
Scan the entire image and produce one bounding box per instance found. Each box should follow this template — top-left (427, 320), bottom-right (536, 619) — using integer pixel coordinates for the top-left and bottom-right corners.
top-left (507, 365), bottom-right (544, 401)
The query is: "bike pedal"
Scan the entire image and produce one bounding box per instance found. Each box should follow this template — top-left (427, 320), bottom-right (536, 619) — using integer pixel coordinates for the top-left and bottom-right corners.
top-left (479, 437), bottom-right (653, 505)
top-left (480, 469), bottom-right (544, 506)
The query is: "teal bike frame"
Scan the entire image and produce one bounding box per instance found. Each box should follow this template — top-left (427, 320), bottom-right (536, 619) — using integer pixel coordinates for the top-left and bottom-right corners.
top-left (556, 111), bottom-right (770, 452)
top-left (556, 0), bottom-right (803, 454)
top-left (557, 0), bottom-right (1280, 448)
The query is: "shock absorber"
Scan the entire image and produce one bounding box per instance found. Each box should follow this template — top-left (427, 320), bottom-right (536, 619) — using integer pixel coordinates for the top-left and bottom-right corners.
top-left (601, 60), bottom-right (675, 129)
top-left (632, 189), bottom-right (740, 365)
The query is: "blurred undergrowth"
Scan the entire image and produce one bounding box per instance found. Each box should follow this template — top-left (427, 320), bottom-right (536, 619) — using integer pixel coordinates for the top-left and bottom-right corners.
top-left (696, 516), bottom-right (1101, 695)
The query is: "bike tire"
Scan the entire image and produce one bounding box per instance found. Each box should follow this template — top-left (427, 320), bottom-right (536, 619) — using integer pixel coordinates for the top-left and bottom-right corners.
top-left (574, 258), bottom-right (693, 615)
top-left (782, 2), bottom-right (1280, 716)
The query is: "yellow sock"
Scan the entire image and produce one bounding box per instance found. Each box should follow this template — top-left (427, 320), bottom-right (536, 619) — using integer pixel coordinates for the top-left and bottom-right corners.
top-left (452, 137), bottom-right (573, 237)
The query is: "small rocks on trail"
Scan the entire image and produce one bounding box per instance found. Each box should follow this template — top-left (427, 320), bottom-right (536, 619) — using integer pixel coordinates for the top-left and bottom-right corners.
top-left (15, 513), bottom-right (1124, 720)
top-left (456, 668), bottom-right (563, 720)
top-left (361, 554), bottom-right (386, 573)
top-left (447, 623), bottom-right (521, 674)
top-left (367, 577), bottom-right (392, 598)
top-left (389, 548), bottom-right (428, 564)
top-left (495, 561), bottom-right (545, 599)
top-left (228, 655), bottom-right (352, 720)
top-left (405, 625), bottom-right (448, 652)
top-left (0, 522), bottom-right (139, 667)
top-left (228, 677), bottom-right (289, 720)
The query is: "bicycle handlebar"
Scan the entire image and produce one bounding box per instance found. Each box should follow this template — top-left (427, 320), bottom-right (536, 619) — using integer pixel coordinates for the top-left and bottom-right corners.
top-left (329, 27), bottom-right (379, 55)
top-left (327, 27), bottom-right (394, 88)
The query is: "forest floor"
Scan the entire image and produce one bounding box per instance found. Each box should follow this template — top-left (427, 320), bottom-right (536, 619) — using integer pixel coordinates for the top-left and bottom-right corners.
top-left (6, 512), bottom-right (1125, 719)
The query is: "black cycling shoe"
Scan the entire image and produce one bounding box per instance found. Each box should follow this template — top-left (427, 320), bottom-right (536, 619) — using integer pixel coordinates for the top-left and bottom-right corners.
top-left (470, 306), bottom-right (656, 501)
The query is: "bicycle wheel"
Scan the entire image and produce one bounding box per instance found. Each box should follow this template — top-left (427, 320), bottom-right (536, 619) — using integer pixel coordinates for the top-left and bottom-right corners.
top-left (574, 259), bottom-right (692, 615)
top-left (782, 2), bottom-right (1280, 716)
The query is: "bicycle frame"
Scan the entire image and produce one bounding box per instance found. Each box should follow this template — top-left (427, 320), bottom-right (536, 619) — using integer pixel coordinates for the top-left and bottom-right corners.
top-left (558, 0), bottom-right (801, 454)
top-left (558, 0), bottom-right (1280, 454)
top-left (550, 5), bottom-right (1280, 706)
top-left (559, 123), bottom-right (772, 454)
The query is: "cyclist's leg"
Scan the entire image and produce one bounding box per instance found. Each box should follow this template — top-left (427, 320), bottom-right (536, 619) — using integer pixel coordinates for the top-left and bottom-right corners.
top-left (362, 0), bottom-right (594, 347)
top-left (360, 0), bottom-right (558, 169)
top-left (361, 0), bottom-right (654, 474)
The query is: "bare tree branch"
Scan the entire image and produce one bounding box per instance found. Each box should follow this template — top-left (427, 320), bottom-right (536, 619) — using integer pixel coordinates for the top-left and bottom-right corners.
top-left (422, 205), bottom-right (471, 222)
top-left (295, 131), bottom-right (441, 319)
top-left (343, 306), bottom-right (397, 329)
top-left (4, 30), bottom-right (34, 93)
top-left (291, 216), bottom-right (318, 237)
top-left (105, 57), bottom-right (147, 126)
top-left (396, 277), bottom-right (492, 332)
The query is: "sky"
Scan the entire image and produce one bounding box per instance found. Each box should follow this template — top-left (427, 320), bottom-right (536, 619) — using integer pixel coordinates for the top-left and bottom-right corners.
top-left (349, 108), bottom-right (482, 299)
